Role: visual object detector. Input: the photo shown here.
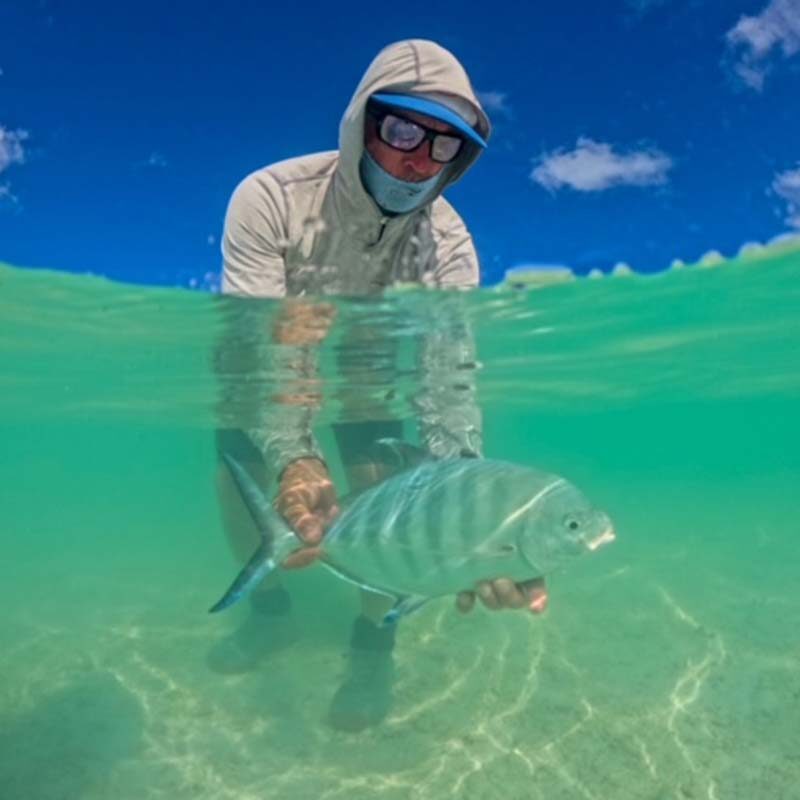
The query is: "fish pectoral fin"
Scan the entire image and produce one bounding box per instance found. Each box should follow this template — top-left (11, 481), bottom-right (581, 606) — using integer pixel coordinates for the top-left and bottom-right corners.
top-left (381, 595), bottom-right (431, 627)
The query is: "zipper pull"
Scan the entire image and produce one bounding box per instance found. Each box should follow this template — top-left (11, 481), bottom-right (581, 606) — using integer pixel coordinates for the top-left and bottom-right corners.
top-left (370, 217), bottom-right (388, 247)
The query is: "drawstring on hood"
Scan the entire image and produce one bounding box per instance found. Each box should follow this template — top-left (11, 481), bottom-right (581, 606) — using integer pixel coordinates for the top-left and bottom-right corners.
top-left (334, 40), bottom-right (491, 226)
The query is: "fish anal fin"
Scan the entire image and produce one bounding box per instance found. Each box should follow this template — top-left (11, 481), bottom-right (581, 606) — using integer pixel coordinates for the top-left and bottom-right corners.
top-left (381, 595), bottom-right (431, 627)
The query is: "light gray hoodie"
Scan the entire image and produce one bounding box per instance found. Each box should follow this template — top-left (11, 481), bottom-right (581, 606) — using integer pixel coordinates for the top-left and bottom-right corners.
top-left (219, 40), bottom-right (490, 472)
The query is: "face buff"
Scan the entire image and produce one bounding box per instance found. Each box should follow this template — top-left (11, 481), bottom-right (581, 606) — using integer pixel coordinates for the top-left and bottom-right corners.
top-left (359, 150), bottom-right (442, 215)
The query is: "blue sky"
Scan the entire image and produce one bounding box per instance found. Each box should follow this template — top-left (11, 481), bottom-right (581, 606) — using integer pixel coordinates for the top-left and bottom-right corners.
top-left (1, 0), bottom-right (799, 287)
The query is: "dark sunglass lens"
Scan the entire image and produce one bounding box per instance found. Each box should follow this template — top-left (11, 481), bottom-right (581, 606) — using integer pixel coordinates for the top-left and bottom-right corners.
top-left (380, 114), bottom-right (425, 151)
top-left (431, 135), bottom-right (463, 163)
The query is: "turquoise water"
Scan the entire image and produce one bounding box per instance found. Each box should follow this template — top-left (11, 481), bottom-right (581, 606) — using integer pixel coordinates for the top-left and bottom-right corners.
top-left (2, 242), bottom-right (799, 799)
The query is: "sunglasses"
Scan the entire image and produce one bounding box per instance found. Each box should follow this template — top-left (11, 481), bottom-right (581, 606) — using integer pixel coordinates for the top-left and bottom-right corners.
top-left (366, 106), bottom-right (465, 164)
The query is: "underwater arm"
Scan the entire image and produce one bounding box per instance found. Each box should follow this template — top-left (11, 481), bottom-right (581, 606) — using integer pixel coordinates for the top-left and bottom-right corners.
top-left (219, 171), bottom-right (329, 476)
top-left (420, 217), bottom-right (550, 614)
top-left (218, 172), bottom-right (338, 563)
top-left (415, 317), bottom-right (545, 613)
top-left (413, 218), bottom-right (484, 459)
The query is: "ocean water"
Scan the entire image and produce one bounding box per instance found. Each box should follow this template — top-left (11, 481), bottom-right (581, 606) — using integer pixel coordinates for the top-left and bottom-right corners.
top-left (1, 241), bottom-right (799, 800)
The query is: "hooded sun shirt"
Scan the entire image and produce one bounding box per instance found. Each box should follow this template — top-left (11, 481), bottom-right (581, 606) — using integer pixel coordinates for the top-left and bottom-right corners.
top-left (219, 40), bottom-right (491, 472)
top-left (222, 39), bottom-right (491, 298)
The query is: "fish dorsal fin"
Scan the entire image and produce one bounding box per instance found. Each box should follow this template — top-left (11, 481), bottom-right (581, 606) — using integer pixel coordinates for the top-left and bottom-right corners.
top-left (371, 439), bottom-right (434, 472)
top-left (331, 440), bottom-right (432, 512)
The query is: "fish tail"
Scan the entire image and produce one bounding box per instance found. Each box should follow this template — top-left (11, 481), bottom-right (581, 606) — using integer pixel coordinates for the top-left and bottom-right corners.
top-left (208, 454), bottom-right (299, 614)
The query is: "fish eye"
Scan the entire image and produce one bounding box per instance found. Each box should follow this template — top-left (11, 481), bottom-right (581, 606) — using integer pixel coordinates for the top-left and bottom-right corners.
top-left (563, 514), bottom-right (581, 531)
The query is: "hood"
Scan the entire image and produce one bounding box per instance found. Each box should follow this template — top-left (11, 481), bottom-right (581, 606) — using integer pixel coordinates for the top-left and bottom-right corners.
top-left (336, 40), bottom-right (492, 219)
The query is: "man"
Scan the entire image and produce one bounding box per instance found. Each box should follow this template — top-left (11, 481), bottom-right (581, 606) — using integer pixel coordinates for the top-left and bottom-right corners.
top-left (211, 39), bottom-right (547, 730)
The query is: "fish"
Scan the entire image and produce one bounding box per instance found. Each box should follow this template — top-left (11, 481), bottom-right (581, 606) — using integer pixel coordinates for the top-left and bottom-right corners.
top-left (209, 445), bottom-right (615, 626)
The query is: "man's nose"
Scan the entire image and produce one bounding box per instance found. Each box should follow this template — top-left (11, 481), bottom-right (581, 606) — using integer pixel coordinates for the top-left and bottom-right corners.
top-left (403, 143), bottom-right (435, 172)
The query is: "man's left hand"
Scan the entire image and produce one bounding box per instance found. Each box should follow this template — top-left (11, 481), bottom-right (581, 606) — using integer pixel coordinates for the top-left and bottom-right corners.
top-left (456, 578), bottom-right (548, 615)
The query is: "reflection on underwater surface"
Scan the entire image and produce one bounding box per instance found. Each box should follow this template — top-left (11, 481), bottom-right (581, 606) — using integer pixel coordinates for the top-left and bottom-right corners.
top-left (3, 241), bottom-right (800, 426)
top-left (1, 242), bottom-right (799, 799)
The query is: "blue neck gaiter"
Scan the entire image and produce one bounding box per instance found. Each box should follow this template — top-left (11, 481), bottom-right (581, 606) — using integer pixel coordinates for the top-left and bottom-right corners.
top-left (359, 150), bottom-right (442, 215)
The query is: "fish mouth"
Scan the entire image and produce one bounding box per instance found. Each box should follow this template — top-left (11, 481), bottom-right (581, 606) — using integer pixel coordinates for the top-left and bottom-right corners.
top-left (586, 526), bottom-right (616, 552)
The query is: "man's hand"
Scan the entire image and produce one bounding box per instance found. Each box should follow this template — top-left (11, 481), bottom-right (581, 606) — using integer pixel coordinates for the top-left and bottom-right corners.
top-left (274, 457), bottom-right (339, 569)
top-left (456, 578), bottom-right (548, 616)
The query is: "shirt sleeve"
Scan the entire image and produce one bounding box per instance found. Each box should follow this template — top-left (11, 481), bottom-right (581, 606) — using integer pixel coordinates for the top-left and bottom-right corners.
top-left (222, 171), bottom-right (289, 298)
top-left (430, 210), bottom-right (480, 290)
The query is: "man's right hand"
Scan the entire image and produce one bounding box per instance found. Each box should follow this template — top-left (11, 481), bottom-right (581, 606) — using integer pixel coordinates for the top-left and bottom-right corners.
top-left (275, 457), bottom-right (339, 569)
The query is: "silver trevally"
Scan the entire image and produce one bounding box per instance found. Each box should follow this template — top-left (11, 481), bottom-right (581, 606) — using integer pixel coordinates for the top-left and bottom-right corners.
top-left (210, 448), bottom-right (615, 625)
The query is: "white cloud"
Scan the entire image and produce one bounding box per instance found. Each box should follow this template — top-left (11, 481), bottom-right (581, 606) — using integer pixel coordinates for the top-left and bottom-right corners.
top-left (725, 0), bottom-right (800, 90)
top-left (0, 127), bottom-right (28, 174)
top-left (772, 165), bottom-right (800, 228)
top-left (207, 234), bottom-right (216, 246)
top-left (476, 90), bottom-right (512, 117)
top-left (531, 137), bottom-right (673, 192)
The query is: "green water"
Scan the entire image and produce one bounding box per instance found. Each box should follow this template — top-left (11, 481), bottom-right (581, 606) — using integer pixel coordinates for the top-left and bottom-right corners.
top-left (2, 243), bottom-right (799, 800)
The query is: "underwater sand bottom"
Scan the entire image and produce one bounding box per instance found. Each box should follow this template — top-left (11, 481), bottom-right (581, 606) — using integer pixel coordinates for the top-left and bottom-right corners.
top-left (1, 534), bottom-right (798, 800)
